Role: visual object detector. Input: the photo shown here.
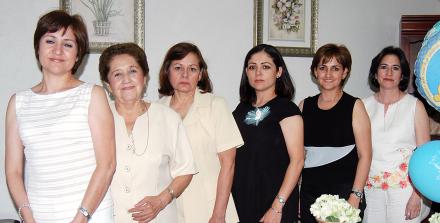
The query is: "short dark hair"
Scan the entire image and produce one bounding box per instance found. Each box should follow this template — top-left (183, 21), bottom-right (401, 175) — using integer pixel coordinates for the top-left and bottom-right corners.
top-left (310, 43), bottom-right (352, 86)
top-left (34, 10), bottom-right (89, 74)
top-left (99, 43), bottom-right (149, 83)
top-left (239, 44), bottom-right (295, 103)
top-left (368, 46), bottom-right (410, 92)
top-left (158, 42), bottom-right (212, 96)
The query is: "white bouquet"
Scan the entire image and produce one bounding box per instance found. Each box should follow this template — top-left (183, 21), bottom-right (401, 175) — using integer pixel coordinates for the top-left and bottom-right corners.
top-left (310, 194), bottom-right (361, 223)
top-left (429, 213), bottom-right (440, 223)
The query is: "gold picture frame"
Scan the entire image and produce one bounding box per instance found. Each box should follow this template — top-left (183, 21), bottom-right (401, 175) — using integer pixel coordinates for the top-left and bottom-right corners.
top-left (254, 0), bottom-right (318, 57)
top-left (60, 0), bottom-right (145, 52)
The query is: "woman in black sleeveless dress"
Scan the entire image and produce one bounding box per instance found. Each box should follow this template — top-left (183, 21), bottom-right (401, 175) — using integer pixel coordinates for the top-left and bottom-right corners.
top-left (298, 44), bottom-right (372, 223)
top-left (232, 44), bottom-right (304, 223)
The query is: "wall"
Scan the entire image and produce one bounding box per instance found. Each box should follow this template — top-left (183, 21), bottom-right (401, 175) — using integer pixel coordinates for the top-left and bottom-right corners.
top-left (1, 0), bottom-right (439, 219)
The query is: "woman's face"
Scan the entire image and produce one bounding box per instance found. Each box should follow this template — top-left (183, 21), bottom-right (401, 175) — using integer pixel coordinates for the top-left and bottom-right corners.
top-left (246, 51), bottom-right (282, 94)
top-left (38, 27), bottom-right (78, 76)
top-left (314, 57), bottom-right (348, 91)
top-left (106, 54), bottom-right (146, 103)
top-left (376, 54), bottom-right (402, 91)
top-left (168, 52), bottom-right (201, 95)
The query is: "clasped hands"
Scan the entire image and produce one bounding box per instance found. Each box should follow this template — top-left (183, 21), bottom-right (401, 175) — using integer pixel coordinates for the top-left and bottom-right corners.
top-left (128, 193), bottom-right (172, 223)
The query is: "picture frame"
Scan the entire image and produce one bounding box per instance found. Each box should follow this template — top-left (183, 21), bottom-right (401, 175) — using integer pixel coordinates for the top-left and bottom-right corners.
top-left (254, 0), bottom-right (318, 57)
top-left (60, 0), bottom-right (144, 52)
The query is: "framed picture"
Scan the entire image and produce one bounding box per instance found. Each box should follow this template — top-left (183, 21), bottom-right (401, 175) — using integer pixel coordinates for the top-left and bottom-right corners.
top-left (60, 0), bottom-right (144, 52)
top-left (254, 0), bottom-right (318, 57)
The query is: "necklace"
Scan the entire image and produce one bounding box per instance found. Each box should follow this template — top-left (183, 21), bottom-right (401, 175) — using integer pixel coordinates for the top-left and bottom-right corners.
top-left (126, 102), bottom-right (149, 156)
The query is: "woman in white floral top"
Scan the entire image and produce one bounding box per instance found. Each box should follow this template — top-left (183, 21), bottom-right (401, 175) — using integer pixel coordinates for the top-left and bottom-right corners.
top-left (362, 46), bottom-right (431, 223)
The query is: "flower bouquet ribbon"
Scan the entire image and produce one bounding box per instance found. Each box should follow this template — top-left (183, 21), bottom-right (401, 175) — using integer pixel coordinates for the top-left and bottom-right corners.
top-left (310, 194), bottom-right (361, 223)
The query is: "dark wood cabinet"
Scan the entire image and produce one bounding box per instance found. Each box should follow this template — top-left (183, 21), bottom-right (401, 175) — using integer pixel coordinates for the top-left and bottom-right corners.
top-left (400, 15), bottom-right (440, 93)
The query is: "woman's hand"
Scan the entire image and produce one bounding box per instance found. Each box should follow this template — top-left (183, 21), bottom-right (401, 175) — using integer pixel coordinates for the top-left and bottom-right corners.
top-left (208, 214), bottom-right (226, 223)
top-left (405, 191), bottom-right (421, 220)
top-left (347, 193), bottom-right (360, 209)
top-left (129, 193), bottom-right (171, 222)
top-left (259, 207), bottom-right (282, 223)
top-left (70, 212), bottom-right (88, 223)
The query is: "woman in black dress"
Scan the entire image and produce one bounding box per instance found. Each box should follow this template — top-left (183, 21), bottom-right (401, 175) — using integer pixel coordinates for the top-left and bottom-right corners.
top-left (232, 44), bottom-right (304, 223)
top-left (298, 43), bottom-right (372, 223)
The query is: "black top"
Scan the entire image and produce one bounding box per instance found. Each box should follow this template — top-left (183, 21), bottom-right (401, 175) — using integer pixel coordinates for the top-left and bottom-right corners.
top-left (232, 96), bottom-right (301, 222)
top-left (302, 92), bottom-right (358, 183)
top-left (300, 92), bottom-right (362, 223)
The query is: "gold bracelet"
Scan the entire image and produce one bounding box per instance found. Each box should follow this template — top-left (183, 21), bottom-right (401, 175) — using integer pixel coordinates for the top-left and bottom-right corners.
top-left (18, 203), bottom-right (31, 221)
top-left (167, 187), bottom-right (176, 199)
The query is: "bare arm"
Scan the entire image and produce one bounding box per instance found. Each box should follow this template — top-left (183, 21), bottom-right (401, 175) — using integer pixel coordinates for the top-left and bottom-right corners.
top-left (209, 148), bottom-right (236, 223)
top-left (298, 99), bottom-right (304, 112)
top-left (414, 100), bottom-right (431, 149)
top-left (405, 99), bottom-right (430, 220)
top-left (260, 115), bottom-right (305, 222)
top-left (5, 95), bottom-right (36, 223)
top-left (349, 99), bottom-right (372, 208)
top-left (72, 86), bottom-right (116, 222)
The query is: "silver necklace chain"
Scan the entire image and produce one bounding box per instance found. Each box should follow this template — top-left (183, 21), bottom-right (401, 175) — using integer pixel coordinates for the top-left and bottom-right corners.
top-left (127, 104), bottom-right (149, 156)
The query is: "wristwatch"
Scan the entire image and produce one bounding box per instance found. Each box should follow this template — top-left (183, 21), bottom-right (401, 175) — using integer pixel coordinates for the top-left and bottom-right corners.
top-left (351, 188), bottom-right (364, 200)
top-left (78, 206), bottom-right (91, 220)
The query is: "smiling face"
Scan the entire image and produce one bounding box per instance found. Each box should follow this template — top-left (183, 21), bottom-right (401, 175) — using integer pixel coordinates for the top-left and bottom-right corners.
top-left (245, 51), bottom-right (282, 94)
top-left (168, 52), bottom-right (202, 94)
top-left (106, 54), bottom-right (146, 104)
top-left (376, 54), bottom-right (402, 91)
top-left (38, 27), bottom-right (78, 76)
top-left (314, 57), bottom-right (348, 92)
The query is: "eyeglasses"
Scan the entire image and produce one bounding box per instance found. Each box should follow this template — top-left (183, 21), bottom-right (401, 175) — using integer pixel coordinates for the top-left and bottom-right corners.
top-left (170, 64), bottom-right (201, 75)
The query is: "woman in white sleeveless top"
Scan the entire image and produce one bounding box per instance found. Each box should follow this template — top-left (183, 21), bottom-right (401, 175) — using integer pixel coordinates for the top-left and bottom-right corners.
top-left (5, 10), bottom-right (115, 223)
top-left (362, 46), bottom-right (431, 223)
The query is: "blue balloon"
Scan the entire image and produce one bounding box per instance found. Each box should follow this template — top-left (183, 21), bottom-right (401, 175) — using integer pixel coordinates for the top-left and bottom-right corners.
top-left (414, 20), bottom-right (440, 112)
top-left (409, 140), bottom-right (440, 202)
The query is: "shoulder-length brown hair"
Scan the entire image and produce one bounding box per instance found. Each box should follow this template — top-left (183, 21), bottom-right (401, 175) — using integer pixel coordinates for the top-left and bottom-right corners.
top-left (158, 42), bottom-right (212, 96)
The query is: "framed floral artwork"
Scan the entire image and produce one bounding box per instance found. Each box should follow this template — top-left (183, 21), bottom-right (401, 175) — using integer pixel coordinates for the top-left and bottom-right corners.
top-left (60, 0), bottom-right (144, 52)
top-left (254, 0), bottom-right (318, 57)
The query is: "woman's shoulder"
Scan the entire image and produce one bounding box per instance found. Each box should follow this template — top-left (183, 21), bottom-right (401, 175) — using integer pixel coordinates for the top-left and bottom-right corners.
top-left (272, 97), bottom-right (301, 116)
top-left (361, 94), bottom-right (375, 105)
top-left (157, 95), bottom-right (171, 106)
top-left (149, 101), bottom-right (183, 123)
top-left (342, 91), bottom-right (359, 101)
top-left (402, 93), bottom-right (418, 104)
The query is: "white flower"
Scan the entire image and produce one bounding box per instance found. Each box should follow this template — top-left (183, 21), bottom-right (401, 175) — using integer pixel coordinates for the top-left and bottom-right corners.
top-left (310, 194), bottom-right (361, 223)
top-left (430, 213), bottom-right (440, 223)
top-left (272, 0), bottom-right (302, 32)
